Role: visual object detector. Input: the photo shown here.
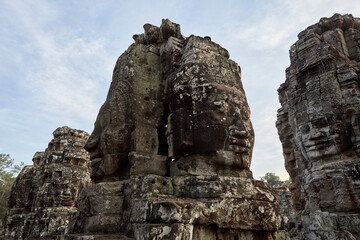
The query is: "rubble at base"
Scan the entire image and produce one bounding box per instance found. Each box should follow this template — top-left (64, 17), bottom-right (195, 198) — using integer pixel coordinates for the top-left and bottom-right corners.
top-left (271, 181), bottom-right (296, 232)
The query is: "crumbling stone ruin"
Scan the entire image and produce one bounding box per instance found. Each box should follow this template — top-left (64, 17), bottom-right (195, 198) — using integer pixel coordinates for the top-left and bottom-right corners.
top-left (271, 181), bottom-right (296, 232)
top-left (277, 14), bottom-right (360, 239)
top-left (63, 19), bottom-right (286, 239)
top-left (3, 126), bottom-right (90, 239)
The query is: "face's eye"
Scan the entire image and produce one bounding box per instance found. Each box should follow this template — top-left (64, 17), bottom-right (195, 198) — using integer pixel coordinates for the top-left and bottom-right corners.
top-left (100, 110), bottom-right (111, 129)
top-left (351, 114), bottom-right (360, 126)
top-left (299, 124), bottom-right (310, 134)
top-left (329, 129), bottom-right (341, 135)
top-left (329, 124), bottom-right (345, 135)
top-left (325, 114), bottom-right (336, 125)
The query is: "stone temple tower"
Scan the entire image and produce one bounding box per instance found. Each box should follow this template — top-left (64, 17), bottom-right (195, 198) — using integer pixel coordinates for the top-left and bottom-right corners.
top-left (3, 126), bottom-right (91, 239)
top-left (66, 19), bottom-right (285, 240)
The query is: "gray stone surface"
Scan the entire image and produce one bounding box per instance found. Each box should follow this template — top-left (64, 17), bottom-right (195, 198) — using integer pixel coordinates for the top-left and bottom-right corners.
top-left (277, 13), bottom-right (360, 239)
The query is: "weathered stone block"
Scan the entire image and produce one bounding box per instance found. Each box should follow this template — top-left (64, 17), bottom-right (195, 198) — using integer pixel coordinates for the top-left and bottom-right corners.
top-left (82, 215), bottom-right (123, 234)
top-left (336, 214), bottom-right (360, 233)
top-left (124, 175), bottom-right (173, 196)
top-left (172, 175), bottom-right (275, 201)
top-left (58, 234), bottom-right (134, 240)
top-left (133, 223), bottom-right (193, 240)
top-left (170, 153), bottom-right (252, 177)
top-left (129, 152), bottom-right (167, 176)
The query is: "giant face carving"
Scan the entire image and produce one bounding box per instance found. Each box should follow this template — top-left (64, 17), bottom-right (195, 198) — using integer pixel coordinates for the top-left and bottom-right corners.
top-left (85, 64), bottom-right (134, 182)
top-left (85, 39), bottom-right (163, 182)
top-left (86, 26), bottom-right (256, 180)
top-left (291, 75), bottom-right (350, 161)
top-left (166, 36), bottom-right (254, 171)
top-left (295, 113), bottom-right (348, 160)
top-left (286, 61), bottom-right (357, 162)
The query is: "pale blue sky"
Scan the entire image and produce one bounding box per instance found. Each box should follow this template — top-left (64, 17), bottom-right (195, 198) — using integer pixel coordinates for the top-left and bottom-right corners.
top-left (1, 0), bottom-right (359, 180)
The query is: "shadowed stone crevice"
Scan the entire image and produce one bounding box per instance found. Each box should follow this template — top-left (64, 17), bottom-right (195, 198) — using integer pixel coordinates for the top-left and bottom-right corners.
top-left (157, 101), bottom-right (170, 157)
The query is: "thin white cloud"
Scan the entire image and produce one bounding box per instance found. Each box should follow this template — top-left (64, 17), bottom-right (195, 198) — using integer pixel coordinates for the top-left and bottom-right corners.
top-left (233, 0), bottom-right (360, 51)
top-left (3, 1), bottom-right (114, 128)
top-left (26, 37), bottom-right (111, 123)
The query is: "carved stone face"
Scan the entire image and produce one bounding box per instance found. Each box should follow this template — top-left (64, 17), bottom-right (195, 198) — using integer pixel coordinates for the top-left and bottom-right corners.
top-left (290, 72), bottom-right (351, 161)
top-left (168, 86), bottom-right (254, 157)
top-left (285, 60), bottom-right (358, 162)
top-left (85, 77), bottom-right (134, 182)
top-left (166, 36), bottom-right (254, 172)
top-left (277, 14), bottom-right (360, 230)
top-left (295, 114), bottom-right (348, 160)
top-left (87, 28), bottom-right (254, 180)
top-left (227, 122), bottom-right (253, 157)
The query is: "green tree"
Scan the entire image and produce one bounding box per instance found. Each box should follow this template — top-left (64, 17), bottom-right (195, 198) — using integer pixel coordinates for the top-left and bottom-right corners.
top-left (0, 154), bottom-right (24, 223)
top-left (260, 172), bottom-right (280, 187)
top-left (283, 179), bottom-right (292, 188)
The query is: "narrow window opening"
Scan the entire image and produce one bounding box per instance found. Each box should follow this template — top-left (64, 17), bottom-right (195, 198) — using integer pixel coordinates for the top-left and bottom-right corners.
top-left (157, 101), bottom-right (171, 156)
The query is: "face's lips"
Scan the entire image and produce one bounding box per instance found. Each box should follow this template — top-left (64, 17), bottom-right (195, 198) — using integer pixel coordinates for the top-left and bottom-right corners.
top-left (89, 149), bottom-right (103, 160)
top-left (91, 158), bottom-right (102, 167)
top-left (238, 146), bottom-right (250, 153)
top-left (229, 128), bottom-right (248, 138)
top-left (229, 136), bottom-right (250, 147)
top-left (304, 139), bottom-right (333, 151)
top-left (228, 140), bottom-right (251, 154)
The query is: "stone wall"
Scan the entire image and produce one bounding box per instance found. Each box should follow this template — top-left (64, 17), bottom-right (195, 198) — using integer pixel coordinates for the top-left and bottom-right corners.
top-left (277, 14), bottom-right (360, 239)
top-left (3, 126), bottom-right (90, 239)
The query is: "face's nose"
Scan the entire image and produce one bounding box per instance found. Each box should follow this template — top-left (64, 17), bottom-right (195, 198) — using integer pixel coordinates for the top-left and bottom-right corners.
top-left (84, 132), bottom-right (99, 152)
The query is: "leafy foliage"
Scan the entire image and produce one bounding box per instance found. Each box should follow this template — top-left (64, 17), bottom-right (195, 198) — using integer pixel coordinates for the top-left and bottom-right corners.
top-left (260, 172), bottom-right (280, 187)
top-left (283, 179), bottom-right (292, 187)
top-left (0, 154), bottom-right (24, 223)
